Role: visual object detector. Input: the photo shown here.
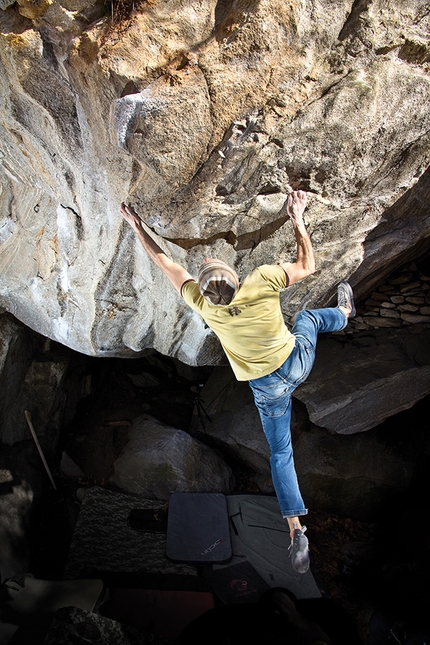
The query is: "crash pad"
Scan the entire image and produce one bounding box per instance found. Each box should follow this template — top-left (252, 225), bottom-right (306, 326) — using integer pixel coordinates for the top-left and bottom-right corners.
top-left (166, 493), bottom-right (232, 563)
top-left (215, 495), bottom-right (322, 600)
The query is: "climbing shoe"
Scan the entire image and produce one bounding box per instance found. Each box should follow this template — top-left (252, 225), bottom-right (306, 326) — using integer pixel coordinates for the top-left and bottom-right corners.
top-left (289, 525), bottom-right (310, 574)
top-left (337, 281), bottom-right (356, 318)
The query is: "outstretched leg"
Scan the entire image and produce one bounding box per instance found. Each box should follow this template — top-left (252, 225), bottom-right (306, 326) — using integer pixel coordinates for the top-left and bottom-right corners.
top-left (250, 283), bottom-right (355, 572)
top-left (249, 378), bottom-right (306, 520)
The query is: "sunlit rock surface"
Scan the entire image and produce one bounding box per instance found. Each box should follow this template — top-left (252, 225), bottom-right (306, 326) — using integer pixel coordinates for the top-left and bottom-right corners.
top-left (0, 0), bottom-right (429, 362)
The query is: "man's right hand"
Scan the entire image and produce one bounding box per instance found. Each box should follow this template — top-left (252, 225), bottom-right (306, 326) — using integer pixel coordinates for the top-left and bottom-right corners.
top-left (281, 189), bottom-right (315, 286)
top-left (286, 190), bottom-right (307, 226)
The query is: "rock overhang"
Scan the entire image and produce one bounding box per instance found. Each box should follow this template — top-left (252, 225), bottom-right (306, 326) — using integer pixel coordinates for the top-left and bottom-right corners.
top-left (0, 0), bottom-right (429, 362)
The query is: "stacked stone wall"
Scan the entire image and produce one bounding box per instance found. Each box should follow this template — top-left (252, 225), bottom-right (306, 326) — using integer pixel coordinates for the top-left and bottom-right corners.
top-left (347, 259), bottom-right (430, 333)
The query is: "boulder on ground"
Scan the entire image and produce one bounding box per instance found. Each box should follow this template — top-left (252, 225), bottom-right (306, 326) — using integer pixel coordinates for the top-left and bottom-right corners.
top-left (293, 323), bottom-right (430, 434)
top-left (291, 401), bottom-right (422, 522)
top-left (0, 314), bottom-right (86, 448)
top-left (110, 414), bottom-right (234, 499)
top-left (190, 367), bottom-right (273, 492)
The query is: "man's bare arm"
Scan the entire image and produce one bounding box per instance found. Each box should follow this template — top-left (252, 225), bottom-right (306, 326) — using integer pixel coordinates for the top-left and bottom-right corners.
top-left (120, 203), bottom-right (193, 293)
top-left (280, 190), bottom-right (316, 286)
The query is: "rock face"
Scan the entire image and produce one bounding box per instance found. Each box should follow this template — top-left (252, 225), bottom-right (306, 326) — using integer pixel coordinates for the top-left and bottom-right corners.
top-left (292, 403), bottom-right (423, 522)
top-left (293, 260), bottom-right (430, 433)
top-left (190, 366), bottom-right (273, 492)
top-left (0, 313), bottom-right (87, 446)
top-left (294, 323), bottom-right (430, 435)
top-left (294, 324), bottom-right (430, 434)
top-left (0, 442), bottom-right (45, 579)
top-left (0, 1), bottom-right (429, 361)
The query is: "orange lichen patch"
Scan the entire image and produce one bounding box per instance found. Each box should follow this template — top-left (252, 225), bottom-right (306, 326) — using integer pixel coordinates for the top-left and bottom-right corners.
top-left (77, 32), bottom-right (99, 64)
top-left (104, 306), bottom-right (117, 320)
top-left (68, 39), bottom-right (88, 71)
top-left (51, 233), bottom-right (59, 257)
top-left (2, 32), bottom-right (32, 52)
top-left (36, 227), bottom-right (58, 280)
top-left (215, 12), bottom-right (244, 41)
top-left (17, 0), bottom-right (52, 21)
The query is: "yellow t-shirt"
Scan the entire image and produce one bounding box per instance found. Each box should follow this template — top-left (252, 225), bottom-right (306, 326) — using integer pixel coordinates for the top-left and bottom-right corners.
top-left (181, 264), bottom-right (295, 381)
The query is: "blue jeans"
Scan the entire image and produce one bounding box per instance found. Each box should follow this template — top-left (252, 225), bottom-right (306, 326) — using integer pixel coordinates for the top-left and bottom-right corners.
top-left (248, 308), bottom-right (348, 518)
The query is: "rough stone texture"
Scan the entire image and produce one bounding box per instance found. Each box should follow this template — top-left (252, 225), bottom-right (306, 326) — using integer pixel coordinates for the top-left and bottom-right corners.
top-left (292, 403), bottom-right (422, 522)
top-left (0, 1), bottom-right (429, 361)
top-left (3, 352), bottom-right (70, 446)
top-left (0, 313), bottom-right (87, 446)
top-left (190, 366), bottom-right (273, 492)
top-left (293, 323), bottom-right (430, 434)
top-left (0, 314), bottom-right (37, 444)
top-left (0, 442), bottom-right (44, 581)
top-left (64, 486), bottom-right (197, 579)
top-left (110, 413), bottom-right (234, 498)
top-left (348, 258), bottom-right (430, 333)
top-left (190, 363), bottom-right (427, 521)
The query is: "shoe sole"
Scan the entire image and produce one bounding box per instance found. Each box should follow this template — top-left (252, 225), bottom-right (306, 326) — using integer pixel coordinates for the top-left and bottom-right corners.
top-left (291, 532), bottom-right (310, 574)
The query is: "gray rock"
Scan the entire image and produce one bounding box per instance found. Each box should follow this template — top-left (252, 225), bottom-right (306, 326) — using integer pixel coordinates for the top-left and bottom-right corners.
top-left (401, 282), bottom-right (422, 292)
top-left (190, 367), bottom-right (273, 492)
top-left (371, 292), bottom-right (386, 302)
top-left (111, 67), bottom-right (212, 193)
top-left (294, 324), bottom-right (430, 434)
top-left (401, 313), bottom-right (430, 324)
top-left (190, 364), bottom-right (424, 521)
top-left (0, 315), bottom-right (35, 445)
top-left (2, 355), bottom-right (70, 447)
top-left (60, 452), bottom-right (85, 480)
top-left (110, 414), bottom-right (234, 498)
top-left (0, 443), bottom-right (44, 581)
top-left (380, 308), bottom-right (400, 318)
top-left (293, 412), bottom-right (418, 522)
top-left (0, 313), bottom-right (86, 447)
top-left (363, 316), bottom-right (402, 327)
top-left (406, 296), bottom-right (425, 304)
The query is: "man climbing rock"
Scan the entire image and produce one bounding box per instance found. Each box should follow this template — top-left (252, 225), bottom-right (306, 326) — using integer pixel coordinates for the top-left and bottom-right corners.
top-left (120, 191), bottom-right (355, 574)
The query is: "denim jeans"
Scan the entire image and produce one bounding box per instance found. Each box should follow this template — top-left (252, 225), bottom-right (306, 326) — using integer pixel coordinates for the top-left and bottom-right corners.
top-left (248, 308), bottom-right (348, 518)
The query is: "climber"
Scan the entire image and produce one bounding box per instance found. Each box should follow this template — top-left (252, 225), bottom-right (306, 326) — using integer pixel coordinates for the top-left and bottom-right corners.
top-left (120, 191), bottom-right (355, 574)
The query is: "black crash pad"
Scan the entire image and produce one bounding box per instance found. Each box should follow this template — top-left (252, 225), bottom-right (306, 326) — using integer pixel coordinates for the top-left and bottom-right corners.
top-left (166, 493), bottom-right (232, 564)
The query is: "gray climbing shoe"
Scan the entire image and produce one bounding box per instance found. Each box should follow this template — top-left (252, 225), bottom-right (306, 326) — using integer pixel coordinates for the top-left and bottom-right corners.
top-left (337, 281), bottom-right (356, 318)
top-left (289, 525), bottom-right (310, 574)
